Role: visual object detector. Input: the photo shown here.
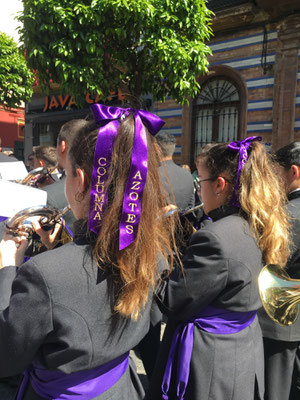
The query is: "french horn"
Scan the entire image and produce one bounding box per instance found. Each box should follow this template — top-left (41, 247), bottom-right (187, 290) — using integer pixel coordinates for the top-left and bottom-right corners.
top-left (5, 205), bottom-right (72, 256)
top-left (258, 264), bottom-right (300, 326)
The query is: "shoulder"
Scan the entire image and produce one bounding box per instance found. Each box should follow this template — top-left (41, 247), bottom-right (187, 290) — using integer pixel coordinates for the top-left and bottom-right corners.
top-left (196, 214), bottom-right (259, 258)
top-left (160, 161), bottom-right (194, 186)
top-left (207, 214), bottom-right (250, 234)
top-left (29, 242), bottom-right (89, 278)
top-left (166, 161), bottom-right (193, 177)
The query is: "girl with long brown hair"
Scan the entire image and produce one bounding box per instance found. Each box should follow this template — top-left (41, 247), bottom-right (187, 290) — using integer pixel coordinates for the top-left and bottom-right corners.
top-left (0, 104), bottom-right (177, 399)
top-left (148, 137), bottom-right (291, 400)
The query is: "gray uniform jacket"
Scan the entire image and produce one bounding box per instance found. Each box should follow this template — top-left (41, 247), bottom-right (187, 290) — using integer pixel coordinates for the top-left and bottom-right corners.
top-left (258, 191), bottom-right (300, 341)
top-left (159, 160), bottom-right (195, 210)
top-left (148, 207), bottom-right (264, 400)
top-left (0, 227), bottom-right (151, 399)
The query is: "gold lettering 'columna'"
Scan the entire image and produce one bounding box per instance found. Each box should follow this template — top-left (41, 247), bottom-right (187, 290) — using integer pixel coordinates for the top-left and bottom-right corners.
top-left (93, 158), bottom-right (107, 221)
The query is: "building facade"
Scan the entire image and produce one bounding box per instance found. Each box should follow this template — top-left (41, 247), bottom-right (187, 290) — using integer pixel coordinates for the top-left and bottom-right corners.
top-left (24, 0), bottom-right (300, 170)
top-left (154, 0), bottom-right (300, 170)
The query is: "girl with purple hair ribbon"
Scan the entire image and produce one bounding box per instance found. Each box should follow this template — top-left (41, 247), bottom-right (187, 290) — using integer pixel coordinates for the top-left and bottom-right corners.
top-left (147, 137), bottom-right (291, 400)
top-left (0, 104), bottom-right (179, 400)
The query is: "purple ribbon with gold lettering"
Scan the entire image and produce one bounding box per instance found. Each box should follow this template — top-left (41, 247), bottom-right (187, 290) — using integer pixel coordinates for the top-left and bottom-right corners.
top-left (227, 136), bottom-right (262, 207)
top-left (89, 104), bottom-right (164, 250)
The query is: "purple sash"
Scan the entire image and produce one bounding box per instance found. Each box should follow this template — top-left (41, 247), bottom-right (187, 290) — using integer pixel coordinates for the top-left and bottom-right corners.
top-left (161, 306), bottom-right (257, 400)
top-left (16, 352), bottom-right (129, 399)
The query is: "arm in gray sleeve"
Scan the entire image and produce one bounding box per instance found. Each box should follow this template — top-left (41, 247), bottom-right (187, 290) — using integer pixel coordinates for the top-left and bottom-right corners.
top-left (0, 261), bottom-right (53, 377)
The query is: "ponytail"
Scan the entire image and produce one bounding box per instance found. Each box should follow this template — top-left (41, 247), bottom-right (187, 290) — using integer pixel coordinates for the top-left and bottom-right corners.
top-left (239, 142), bottom-right (291, 266)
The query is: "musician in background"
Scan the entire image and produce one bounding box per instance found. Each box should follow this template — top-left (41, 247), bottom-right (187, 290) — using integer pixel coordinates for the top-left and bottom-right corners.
top-left (148, 138), bottom-right (291, 400)
top-left (32, 146), bottom-right (58, 171)
top-left (258, 142), bottom-right (300, 400)
top-left (30, 145), bottom-right (59, 188)
top-left (156, 131), bottom-right (195, 209)
top-left (42, 120), bottom-right (88, 230)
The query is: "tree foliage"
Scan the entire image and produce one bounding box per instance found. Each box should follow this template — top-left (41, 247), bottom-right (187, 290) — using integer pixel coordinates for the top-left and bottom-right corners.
top-left (0, 32), bottom-right (35, 108)
top-left (19, 0), bottom-right (212, 106)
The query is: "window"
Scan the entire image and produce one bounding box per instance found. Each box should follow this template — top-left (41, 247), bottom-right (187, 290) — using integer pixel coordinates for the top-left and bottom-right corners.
top-left (192, 77), bottom-right (240, 159)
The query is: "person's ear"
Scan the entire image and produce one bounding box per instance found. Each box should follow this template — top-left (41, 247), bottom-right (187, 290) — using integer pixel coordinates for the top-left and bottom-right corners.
top-left (76, 168), bottom-right (86, 193)
top-left (58, 140), bottom-right (67, 155)
top-left (215, 176), bottom-right (227, 194)
top-left (290, 165), bottom-right (300, 180)
top-left (39, 160), bottom-right (45, 167)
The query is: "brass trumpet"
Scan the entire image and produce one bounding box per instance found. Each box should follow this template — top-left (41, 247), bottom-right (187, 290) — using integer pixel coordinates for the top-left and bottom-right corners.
top-left (5, 205), bottom-right (72, 256)
top-left (258, 264), bottom-right (300, 326)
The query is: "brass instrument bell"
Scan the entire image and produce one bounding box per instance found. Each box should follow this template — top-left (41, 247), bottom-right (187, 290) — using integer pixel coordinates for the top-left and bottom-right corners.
top-left (258, 264), bottom-right (300, 326)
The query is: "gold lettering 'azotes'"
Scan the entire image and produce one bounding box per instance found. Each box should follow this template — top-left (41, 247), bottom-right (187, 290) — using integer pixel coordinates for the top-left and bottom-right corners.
top-left (123, 170), bottom-right (143, 235)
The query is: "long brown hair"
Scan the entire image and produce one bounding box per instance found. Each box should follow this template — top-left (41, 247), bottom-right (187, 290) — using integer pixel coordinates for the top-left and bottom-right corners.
top-left (198, 141), bottom-right (291, 267)
top-left (69, 115), bottom-right (177, 319)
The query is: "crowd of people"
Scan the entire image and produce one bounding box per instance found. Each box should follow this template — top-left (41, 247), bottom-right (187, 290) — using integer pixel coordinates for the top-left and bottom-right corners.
top-left (0, 104), bottom-right (299, 400)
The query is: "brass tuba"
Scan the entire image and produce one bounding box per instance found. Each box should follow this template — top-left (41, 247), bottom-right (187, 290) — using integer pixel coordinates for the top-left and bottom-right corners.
top-left (5, 205), bottom-right (72, 256)
top-left (258, 264), bottom-right (300, 326)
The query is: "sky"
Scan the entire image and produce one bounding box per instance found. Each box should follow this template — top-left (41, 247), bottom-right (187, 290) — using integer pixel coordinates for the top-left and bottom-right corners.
top-left (1, 0), bottom-right (23, 43)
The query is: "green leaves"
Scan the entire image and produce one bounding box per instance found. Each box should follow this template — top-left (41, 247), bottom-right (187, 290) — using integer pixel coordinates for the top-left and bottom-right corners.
top-left (0, 32), bottom-right (35, 108)
top-left (19, 0), bottom-right (212, 106)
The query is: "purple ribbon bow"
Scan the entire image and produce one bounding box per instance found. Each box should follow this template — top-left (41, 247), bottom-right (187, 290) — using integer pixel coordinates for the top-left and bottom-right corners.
top-left (89, 104), bottom-right (165, 250)
top-left (227, 136), bottom-right (262, 207)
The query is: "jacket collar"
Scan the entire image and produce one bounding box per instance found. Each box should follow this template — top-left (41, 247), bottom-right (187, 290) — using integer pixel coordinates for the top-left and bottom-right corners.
top-left (73, 219), bottom-right (96, 245)
top-left (207, 205), bottom-right (240, 222)
top-left (288, 189), bottom-right (300, 202)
